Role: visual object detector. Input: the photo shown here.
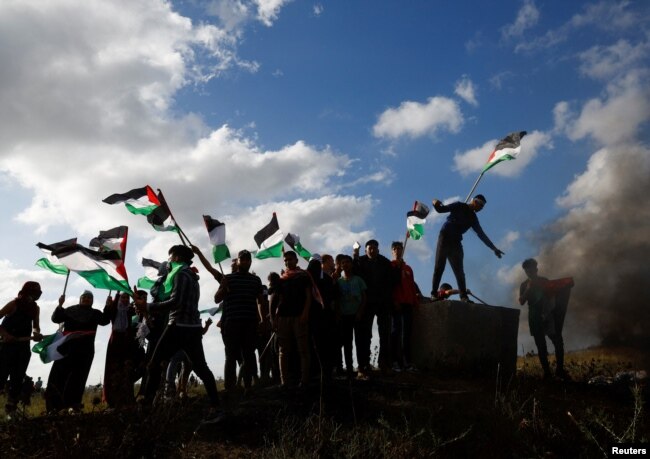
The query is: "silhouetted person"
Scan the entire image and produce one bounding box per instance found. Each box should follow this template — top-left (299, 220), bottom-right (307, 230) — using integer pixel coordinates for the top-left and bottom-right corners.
top-left (431, 195), bottom-right (503, 301)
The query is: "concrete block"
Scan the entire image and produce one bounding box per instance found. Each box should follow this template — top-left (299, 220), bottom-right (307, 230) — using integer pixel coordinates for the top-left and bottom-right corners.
top-left (411, 299), bottom-right (520, 376)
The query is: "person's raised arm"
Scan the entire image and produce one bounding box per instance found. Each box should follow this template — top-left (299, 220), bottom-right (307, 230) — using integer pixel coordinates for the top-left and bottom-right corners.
top-left (191, 244), bottom-right (224, 283)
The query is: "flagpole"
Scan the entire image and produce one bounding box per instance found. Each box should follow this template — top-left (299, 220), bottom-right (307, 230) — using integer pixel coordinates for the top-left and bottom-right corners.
top-left (62, 271), bottom-right (70, 296)
top-left (402, 201), bottom-right (418, 257)
top-left (465, 171), bottom-right (485, 203)
top-left (157, 188), bottom-right (193, 247)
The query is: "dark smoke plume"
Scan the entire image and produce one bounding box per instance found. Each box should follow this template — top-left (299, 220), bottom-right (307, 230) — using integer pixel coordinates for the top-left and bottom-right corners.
top-left (533, 144), bottom-right (650, 353)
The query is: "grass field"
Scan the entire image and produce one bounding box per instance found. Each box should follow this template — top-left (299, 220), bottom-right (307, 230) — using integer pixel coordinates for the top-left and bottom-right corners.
top-left (0, 346), bottom-right (647, 458)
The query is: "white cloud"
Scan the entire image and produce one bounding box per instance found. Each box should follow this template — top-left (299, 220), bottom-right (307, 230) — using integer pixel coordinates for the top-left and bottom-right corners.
top-left (579, 39), bottom-right (650, 80)
top-left (501, 0), bottom-right (540, 40)
top-left (254, 0), bottom-right (293, 26)
top-left (498, 231), bottom-right (520, 251)
top-left (373, 96), bottom-right (463, 140)
top-left (452, 130), bottom-right (552, 177)
top-left (313, 4), bottom-right (324, 17)
top-left (489, 71), bottom-right (515, 90)
top-left (454, 76), bottom-right (478, 106)
top-left (205, 0), bottom-right (292, 28)
top-left (514, 1), bottom-right (644, 53)
top-left (562, 71), bottom-right (650, 146)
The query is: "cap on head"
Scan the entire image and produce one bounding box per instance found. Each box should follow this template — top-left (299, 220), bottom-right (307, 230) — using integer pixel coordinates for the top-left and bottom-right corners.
top-left (474, 194), bottom-right (487, 205)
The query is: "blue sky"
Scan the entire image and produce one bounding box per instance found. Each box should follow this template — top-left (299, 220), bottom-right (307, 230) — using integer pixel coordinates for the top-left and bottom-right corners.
top-left (1, 0), bottom-right (648, 384)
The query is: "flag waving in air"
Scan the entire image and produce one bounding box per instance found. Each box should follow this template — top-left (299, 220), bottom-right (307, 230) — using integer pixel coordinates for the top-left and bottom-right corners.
top-left (406, 201), bottom-right (430, 240)
top-left (36, 238), bottom-right (77, 275)
top-left (254, 213), bottom-right (284, 259)
top-left (89, 226), bottom-right (130, 289)
top-left (103, 186), bottom-right (177, 232)
top-left (202, 215), bottom-right (231, 263)
top-left (284, 233), bottom-right (311, 260)
top-left (52, 243), bottom-right (132, 293)
top-left (482, 131), bottom-right (527, 173)
top-left (137, 258), bottom-right (164, 290)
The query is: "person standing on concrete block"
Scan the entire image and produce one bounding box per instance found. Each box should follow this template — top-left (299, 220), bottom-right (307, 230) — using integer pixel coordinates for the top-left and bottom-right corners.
top-left (519, 258), bottom-right (573, 380)
top-left (430, 195), bottom-right (504, 302)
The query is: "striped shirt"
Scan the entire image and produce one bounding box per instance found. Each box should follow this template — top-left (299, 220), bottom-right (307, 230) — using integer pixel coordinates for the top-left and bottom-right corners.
top-left (221, 272), bottom-right (263, 321)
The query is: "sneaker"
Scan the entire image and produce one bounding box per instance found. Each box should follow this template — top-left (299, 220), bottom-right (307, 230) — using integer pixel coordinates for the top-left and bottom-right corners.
top-left (459, 295), bottom-right (470, 303)
top-left (392, 362), bottom-right (403, 373)
top-left (405, 363), bottom-right (418, 373)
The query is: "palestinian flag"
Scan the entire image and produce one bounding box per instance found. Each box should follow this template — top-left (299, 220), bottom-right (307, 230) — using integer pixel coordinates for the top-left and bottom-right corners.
top-left (482, 131), bottom-right (527, 173)
top-left (103, 185), bottom-right (160, 215)
top-left (31, 330), bottom-right (94, 364)
top-left (103, 186), bottom-right (178, 232)
top-left (203, 215), bottom-right (231, 263)
top-left (146, 199), bottom-right (178, 232)
top-left (52, 243), bottom-right (132, 293)
top-left (35, 238), bottom-right (77, 275)
top-left (89, 226), bottom-right (130, 290)
top-left (284, 233), bottom-right (311, 260)
top-left (406, 201), bottom-right (430, 240)
top-left (254, 213), bottom-right (284, 259)
top-left (137, 258), bottom-right (163, 290)
top-left (89, 226), bottom-right (128, 256)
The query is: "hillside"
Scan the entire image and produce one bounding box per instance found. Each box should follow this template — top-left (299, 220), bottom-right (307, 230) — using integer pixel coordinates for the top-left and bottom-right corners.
top-left (0, 347), bottom-right (647, 458)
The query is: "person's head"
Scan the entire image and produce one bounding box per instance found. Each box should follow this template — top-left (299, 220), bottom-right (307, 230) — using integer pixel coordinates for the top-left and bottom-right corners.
top-left (321, 254), bottom-right (334, 274)
top-left (79, 290), bottom-right (94, 307)
top-left (365, 239), bottom-right (379, 259)
top-left (267, 272), bottom-right (281, 288)
top-left (470, 194), bottom-right (487, 212)
top-left (134, 290), bottom-right (148, 302)
top-left (118, 292), bottom-right (130, 305)
top-left (440, 283), bottom-right (453, 291)
top-left (168, 245), bottom-right (194, 264)
top-left (391, 241), bottom-right (404, 260)
top-left (283, 250), bottom-right (299, 270)
top-left (307, 258), bottom-right (322, 277)
top-left (522, 258), bottom-right (538, 279)
top-left (340, 255), bottom-right (354, 276)
top-left (334, 253), bottom-right (346, 270)
top-left (19, 281), bottom-right (42, 301)
top-left (237, 250), bottom-right (252, 273)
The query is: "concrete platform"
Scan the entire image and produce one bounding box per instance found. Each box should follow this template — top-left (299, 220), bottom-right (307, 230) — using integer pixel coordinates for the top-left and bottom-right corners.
top-left (411, 299), bottom-right (520, 376)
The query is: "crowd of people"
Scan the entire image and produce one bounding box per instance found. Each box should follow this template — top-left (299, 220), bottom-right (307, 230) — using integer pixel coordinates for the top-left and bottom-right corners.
top-left (0, 195), bottom-right (572, 421)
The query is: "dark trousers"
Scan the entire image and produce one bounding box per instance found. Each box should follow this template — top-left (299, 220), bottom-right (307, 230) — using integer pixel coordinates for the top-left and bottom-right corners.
top-left (391, 304), bottom-right (413, 366)
top-left (533, 333), bottom-right (565, 373)
top-left (221, 319), bottom-right (257, 389)
top-left (310, 307), bottom-right (337, 378)
top-left (0, 342), bottom-right (31, 405)
top-left (431, 235), bottom-right (466, 295)
top-left (339, 314), bottom-right (363, 371)
top-left (45, 339), bottom-right (95, 412)
top-left (144, 324), bottom-right (219, 406)
top-left (357, 302), bottom-right (392, 370)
